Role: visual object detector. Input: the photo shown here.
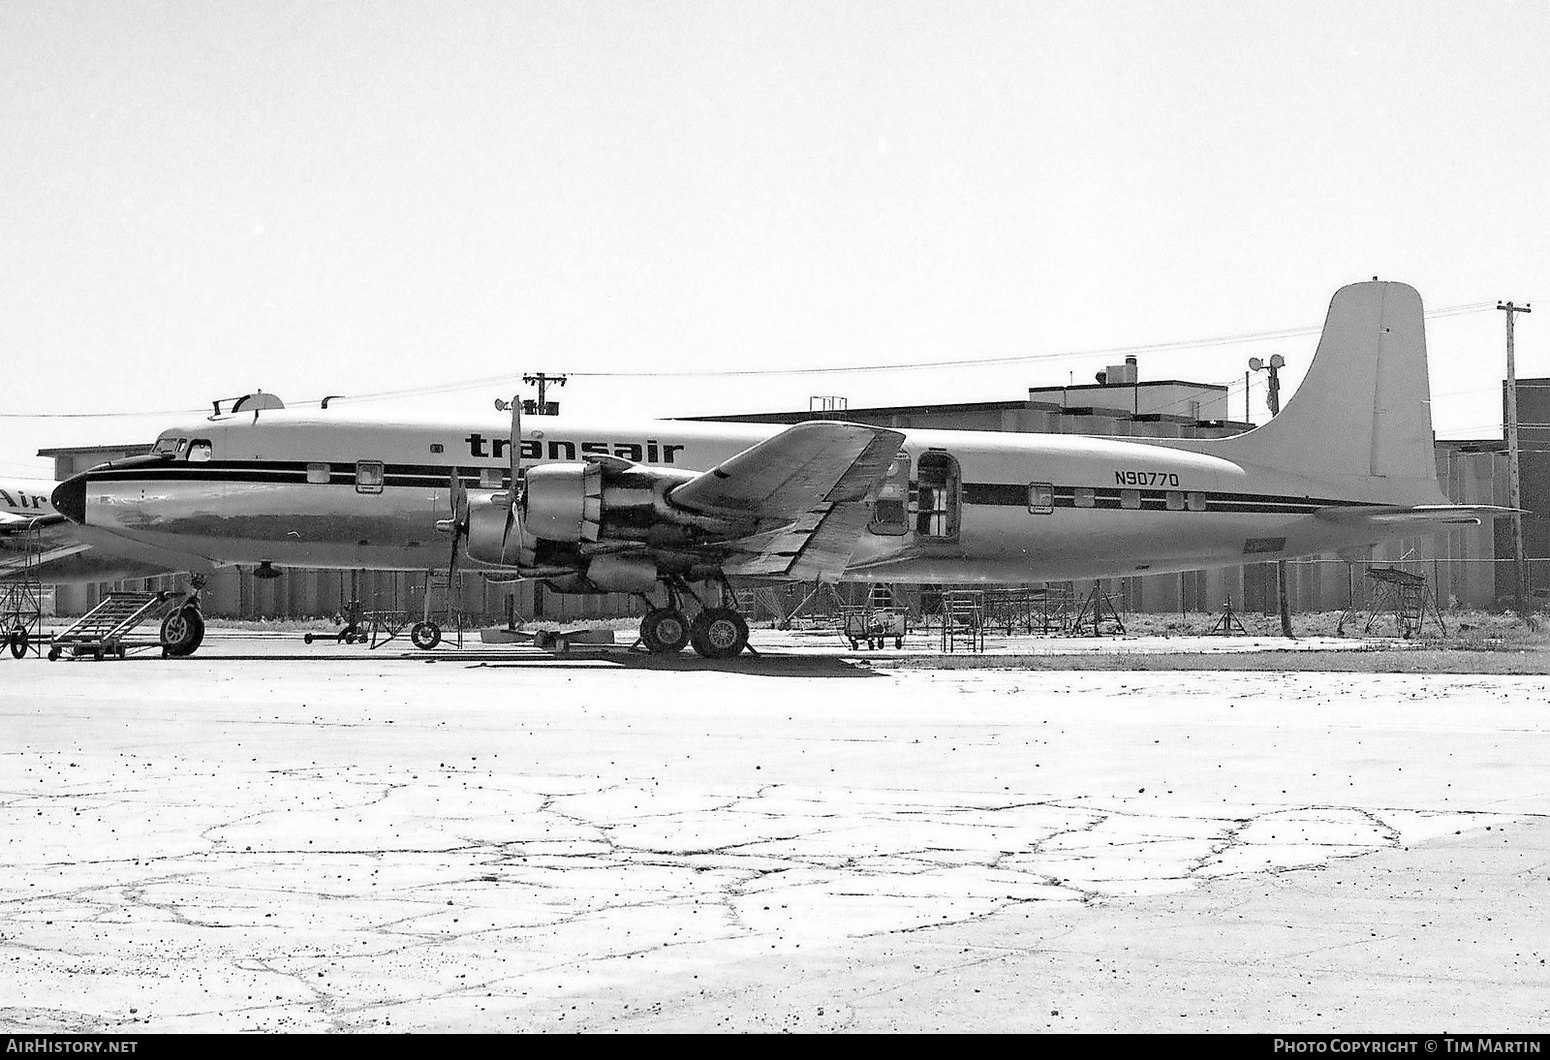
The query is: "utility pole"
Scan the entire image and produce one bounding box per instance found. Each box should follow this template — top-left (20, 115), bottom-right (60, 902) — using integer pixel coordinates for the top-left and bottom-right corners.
top-left (1251, 355), bottom-right (1293, 637)
top-left (1499, 301), bottom-right (1532, 616)
top-left (521, 373), bottom-right (567, 416)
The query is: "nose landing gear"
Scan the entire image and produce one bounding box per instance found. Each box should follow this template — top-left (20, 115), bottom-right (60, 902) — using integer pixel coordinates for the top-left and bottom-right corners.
top-left (160, 577), bottom-right (207, 658)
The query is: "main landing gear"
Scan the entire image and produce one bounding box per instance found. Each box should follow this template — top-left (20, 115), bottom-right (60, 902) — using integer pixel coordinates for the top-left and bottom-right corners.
top-left (637, 580), bottom-right (751, 659)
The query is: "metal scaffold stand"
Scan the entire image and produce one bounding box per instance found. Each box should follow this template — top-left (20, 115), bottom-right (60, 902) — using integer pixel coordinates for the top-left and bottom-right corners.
top-left (0, 520), bottom-right (46, 658)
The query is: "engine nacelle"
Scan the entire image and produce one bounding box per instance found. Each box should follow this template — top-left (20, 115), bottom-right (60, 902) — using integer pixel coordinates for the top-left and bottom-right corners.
top-left (543, 555), bottom-right (660, 594)
top-left (524, 462), bottom-right (602, 543)
top-left (459, 457), bottom-right (750, 571)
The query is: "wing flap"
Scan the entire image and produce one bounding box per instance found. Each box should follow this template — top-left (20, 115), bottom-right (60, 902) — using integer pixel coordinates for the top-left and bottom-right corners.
top-left (723, 501), bottom-right (875, 582)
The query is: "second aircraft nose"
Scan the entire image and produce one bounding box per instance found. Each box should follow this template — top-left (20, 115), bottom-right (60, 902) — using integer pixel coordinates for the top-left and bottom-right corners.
top-left (51, 474), bottom-right (87, 525)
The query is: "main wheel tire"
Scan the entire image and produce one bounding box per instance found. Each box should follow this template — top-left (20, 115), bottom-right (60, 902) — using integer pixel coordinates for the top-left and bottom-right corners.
top-left (160, 607), bottom-right (205, 658)
top-left (640, 608), bottom-right (690, 654)
top-left (8, 627), bottom-right (27, 659)
top-left (689, 607), bottom-right (749, 659)
top-left (411, 621), bottom-right (442, 651)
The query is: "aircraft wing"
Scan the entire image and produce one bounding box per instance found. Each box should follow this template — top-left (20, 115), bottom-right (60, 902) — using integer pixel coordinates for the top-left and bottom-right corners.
top-left (721, 501), bottom-right (877, 582)
top-left (668, 422), bottom-right (906, 524)
top-left (0, 511), bottom-right (67, 535)
top-left (0, 541), bottom-right (90, 576)
top-left (1315, 504), bottom-right (1522, 527)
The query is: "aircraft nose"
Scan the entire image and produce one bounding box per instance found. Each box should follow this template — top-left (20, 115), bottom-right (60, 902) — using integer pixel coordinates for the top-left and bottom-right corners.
top-left (51, 474), bottom-right (87, 525)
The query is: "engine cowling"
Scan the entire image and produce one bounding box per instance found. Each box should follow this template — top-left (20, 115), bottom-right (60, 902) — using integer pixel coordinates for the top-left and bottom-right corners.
top-left (524, 462), bottom-right (603, 543)
top-left (461, 458), bottom-right (748, 572)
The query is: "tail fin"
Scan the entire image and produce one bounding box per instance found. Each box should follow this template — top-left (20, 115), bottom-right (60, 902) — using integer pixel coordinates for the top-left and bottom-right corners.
top-left (1210, 280), bottom-right (1445, 501)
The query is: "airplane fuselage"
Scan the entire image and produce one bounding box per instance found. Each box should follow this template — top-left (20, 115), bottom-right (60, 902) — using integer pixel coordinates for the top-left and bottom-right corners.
top-left (1, 477), bottom-right (185, 584)
top-left (62, 411), bottom-right (1413, 585)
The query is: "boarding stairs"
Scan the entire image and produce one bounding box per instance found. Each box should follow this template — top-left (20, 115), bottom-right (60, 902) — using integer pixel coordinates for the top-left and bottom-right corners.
top-left (49, 590), bottom-right (185, 660)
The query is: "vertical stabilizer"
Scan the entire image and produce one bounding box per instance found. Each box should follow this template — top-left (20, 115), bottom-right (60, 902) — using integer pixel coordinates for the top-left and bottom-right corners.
top-left (1211, 281), bottom-right (1444, 500)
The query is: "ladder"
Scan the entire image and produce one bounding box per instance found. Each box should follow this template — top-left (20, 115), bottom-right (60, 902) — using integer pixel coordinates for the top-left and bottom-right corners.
top-left (940, 589), bottom-right (985, 653)
top-left (419, 567), bottom-right (464, 648)
top-left (49, 591), bottom-right (178, 660)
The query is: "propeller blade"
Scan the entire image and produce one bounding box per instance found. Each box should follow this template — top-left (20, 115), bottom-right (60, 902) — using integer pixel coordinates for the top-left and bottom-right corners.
top-left (445, 467), bottom-right (468, 585)
top-left (450, 467), bottom-right (469, 527)
top-left (501, 395), bottom-right (525, 566)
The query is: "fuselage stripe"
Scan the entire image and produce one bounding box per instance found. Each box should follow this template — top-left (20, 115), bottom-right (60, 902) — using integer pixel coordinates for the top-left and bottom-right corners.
top-left (83, 461), bottom-right (1383, 515)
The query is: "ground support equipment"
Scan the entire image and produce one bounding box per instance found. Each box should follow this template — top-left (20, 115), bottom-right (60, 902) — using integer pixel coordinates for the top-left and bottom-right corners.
top-left (1071, 584), bottom-right (1126, 637)
top-left (0, 520), bottom-right (47, 658)
top-left (1339, 567), bottom-right (1447, 638)
top-left (840, 584), bottom-right (908, 650)
top-left (1208, 597), bottom-right (1250, 636)
top-left (940, 589), bottom-right (986, 653)
top-left (47, 590), bottom-right (202, 660)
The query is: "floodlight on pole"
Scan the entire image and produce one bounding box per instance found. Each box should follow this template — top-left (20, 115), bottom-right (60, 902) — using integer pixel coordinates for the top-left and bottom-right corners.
top-left (1249, 354), bottom-right (1285, 416)
top-left (1250, 354), bottom-right (1292, 637)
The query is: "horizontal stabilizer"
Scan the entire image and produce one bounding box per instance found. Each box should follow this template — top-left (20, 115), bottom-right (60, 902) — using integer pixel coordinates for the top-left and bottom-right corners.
top-left (1315, 504), bottom-right (1522, 528)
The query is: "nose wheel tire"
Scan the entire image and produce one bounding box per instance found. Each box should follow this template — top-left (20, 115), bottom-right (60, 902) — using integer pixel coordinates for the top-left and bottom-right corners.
top-left (8, 627), bottom-right (27, 659)
top-left (160, 607), bottom-right (206, 658)
top-left (411, 621), bottom-right (442, 651)
top-left (640, 608), bottom-right (691, 654)
top-left (689, 607), bottom-right (749, 659)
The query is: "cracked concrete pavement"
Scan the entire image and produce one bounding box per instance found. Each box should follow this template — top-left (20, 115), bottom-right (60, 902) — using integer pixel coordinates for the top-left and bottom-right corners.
top-left (1, 638), bottom-right (1547, 1031)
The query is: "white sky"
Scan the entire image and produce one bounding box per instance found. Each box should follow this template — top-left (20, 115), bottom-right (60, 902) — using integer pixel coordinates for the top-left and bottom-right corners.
top-left (3, 0), bottom-right (1548, 477)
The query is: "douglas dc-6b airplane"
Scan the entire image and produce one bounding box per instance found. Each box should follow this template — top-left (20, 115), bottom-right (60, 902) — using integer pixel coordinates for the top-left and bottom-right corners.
top-left (50, 281), bottom-right (1507, 658)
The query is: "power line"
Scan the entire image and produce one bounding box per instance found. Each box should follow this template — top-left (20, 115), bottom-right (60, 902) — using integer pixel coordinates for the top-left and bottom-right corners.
top-left (0, 300), bottom-right (1503, 419)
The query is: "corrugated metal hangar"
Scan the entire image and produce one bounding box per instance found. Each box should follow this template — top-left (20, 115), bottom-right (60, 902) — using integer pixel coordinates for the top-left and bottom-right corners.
top-left (35, 367), bottom-right (1536, 623)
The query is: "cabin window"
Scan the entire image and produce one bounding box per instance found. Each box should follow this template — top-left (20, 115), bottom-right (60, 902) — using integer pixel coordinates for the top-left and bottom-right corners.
top-left (1165, 490), bottom-right (1185, 511)
top-left (1119, 488), bottom-right (1141, 510)
top-left (175, 438), bottom-right (189, 457)
top-left (868, 449), bottom-right (910, 536)
top-left (1027, 482), bottom-right (1054, 515)
top-left (1073, 487), bottom-right (1095, 509)
top-left (355, 461), bottom-right (385, 494)
top-left (480, 467), bottom-right (505, 489)
top-left (187, 439), bottom-right (212, 462)
top-left (1186, 491), bottom-right (1206, 512)
top-left (306, 462), bottom-right (330, 484)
